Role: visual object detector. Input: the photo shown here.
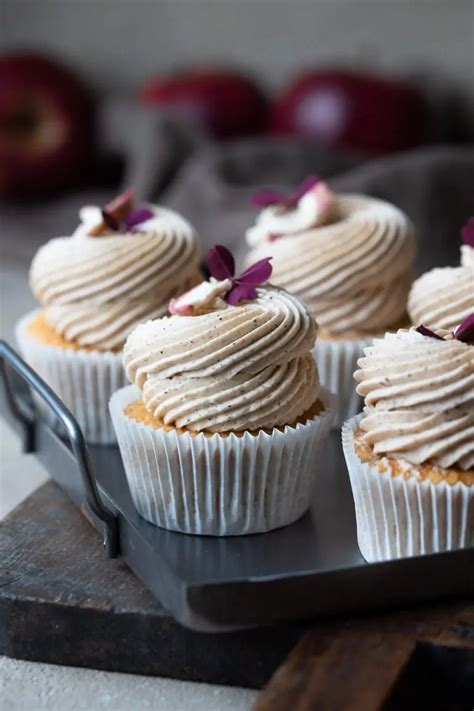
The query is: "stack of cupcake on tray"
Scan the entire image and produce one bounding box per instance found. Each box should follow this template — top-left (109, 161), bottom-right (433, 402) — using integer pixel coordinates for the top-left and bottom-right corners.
top-left (16, 189), bottom-right (201, 444)
top-left (343, 217), bottom-right (474, 561)
top-left (16, 181), bottom-right (473, 555)
top-left (111, 246), bottom-right (334, 535)
top-left (246, 176), bottom-right (416, 425)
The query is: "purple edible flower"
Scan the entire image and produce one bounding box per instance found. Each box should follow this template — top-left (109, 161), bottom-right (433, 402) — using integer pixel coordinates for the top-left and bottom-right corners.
top-left (207, 245), bottom-right (272, 305)
top-left (251, 175), bottom-right (321, 209)
top-left (415, 325), bottom-right (445, 340)
top-left (238, 258), bottom-right (273, 285)
top-left (101, 210), bottom-right (120, 231)
top-left (207, 244), bottom-right (235, 281)
top-left (461, 216), bottom-right (474, 247)
top-left (453, 314), bottom-right (474, 344)
top-left (124, 207), bottom-right (154, 230)
top-left (226, 282), bottom-right (258, 305)
top-left (93, 188), bottom-right (153, 235)
top-left (415, 315), bottom-right (474, 345)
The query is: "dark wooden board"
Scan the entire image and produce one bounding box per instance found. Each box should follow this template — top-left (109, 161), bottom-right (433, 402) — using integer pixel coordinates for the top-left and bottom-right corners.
top-left (253, 600), bottom-right (474, 710)
top-left (2, 480), bottom-right (473, 704)
top-left (0, 480), bottom-right (303, 688)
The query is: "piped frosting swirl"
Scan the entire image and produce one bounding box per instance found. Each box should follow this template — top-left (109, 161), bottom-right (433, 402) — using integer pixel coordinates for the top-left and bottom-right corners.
top-left (354, 329), bottom-right (474, 470)
top-left (408, 244), bottom-right (474, 331)
top-left (123, 285), bottom-right (319, 432)
top-left (246, 193), bottom-right (415, 335)
top-left (30, 205), bottom-right (201, 351)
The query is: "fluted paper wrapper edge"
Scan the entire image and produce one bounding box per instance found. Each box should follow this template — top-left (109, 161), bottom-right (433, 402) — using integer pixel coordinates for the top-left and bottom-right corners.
top-left (342, 414), bottom-right (474, 562)
top-left (110, 385), bottom-right (335, 536)
top-left (15, 311), bottom-right (127, 445)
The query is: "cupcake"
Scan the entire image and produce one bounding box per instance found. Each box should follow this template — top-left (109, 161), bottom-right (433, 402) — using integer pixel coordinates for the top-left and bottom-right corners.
top-left (110, 245), bottom-right (334, 535)
top-left (342, 321), bottom-right (473, 562)
top-left (246, 176), bottom-right (416, 426)
top-left (408, 216), bottom-right (474, 331)
top-left (16, 189), bottom-right (201, 444)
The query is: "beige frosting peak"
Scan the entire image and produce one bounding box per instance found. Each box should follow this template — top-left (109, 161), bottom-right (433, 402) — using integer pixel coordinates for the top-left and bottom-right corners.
top-left (123, 285), bottom-right (320, 432)
top-left (246, 194), bottom-right (415, 335)
top-left (247, 181), bottom-right (335, 247)
top-left (408, 246), bottom-right (474, 331)
top-left (354, 329), bottom-right (474, 470)
top-left (30, 205), bottom-right (201, 351)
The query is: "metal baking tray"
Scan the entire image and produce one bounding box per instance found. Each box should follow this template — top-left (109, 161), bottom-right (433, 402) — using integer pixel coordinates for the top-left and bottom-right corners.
top-left (1, 339), bottom-right (473, 633)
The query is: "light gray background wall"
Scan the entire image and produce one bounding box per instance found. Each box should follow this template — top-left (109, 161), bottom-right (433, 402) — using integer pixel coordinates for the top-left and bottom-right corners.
top-left (1, 0), bottom-right (473, 105)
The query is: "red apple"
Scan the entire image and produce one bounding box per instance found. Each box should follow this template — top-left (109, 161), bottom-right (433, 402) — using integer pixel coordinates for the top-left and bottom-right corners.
top-left (139, 67), bottom-right (268, 139)
top-left (269, 69), bottom-right (429, 154)
top-left (0, 52), bottom-right (95, 198)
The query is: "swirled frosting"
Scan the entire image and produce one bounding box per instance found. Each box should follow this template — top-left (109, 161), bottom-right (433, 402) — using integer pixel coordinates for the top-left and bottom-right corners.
top-left (246, 194), bottom-right (415, 335)
top-left (123, 285), bottom-right (320, 432)
top-left (408, 245), bottom-right (474, 331)
top-left (354, 329), bottom-right (474, 470)
top-left (30, 205), bottom-right (201, 351)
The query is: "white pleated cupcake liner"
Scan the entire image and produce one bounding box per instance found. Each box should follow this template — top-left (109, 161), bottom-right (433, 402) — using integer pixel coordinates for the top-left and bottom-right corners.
top-left (342, 414), bottom-right (474, 562)
top-left (15, 311), bottom-right (127, 445)
top-left (110, 385), bottom-right (335, 536)
top-left (312, 337), bottom-right (373, 428)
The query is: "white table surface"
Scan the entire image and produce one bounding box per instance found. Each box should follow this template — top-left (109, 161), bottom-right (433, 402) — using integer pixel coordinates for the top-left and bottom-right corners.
top-left (0, 259), bottom-right (257, 711)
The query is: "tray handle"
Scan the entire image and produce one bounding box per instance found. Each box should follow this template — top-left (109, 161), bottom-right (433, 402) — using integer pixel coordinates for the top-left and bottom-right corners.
top-left (0, 339), bottom-right (118, 557)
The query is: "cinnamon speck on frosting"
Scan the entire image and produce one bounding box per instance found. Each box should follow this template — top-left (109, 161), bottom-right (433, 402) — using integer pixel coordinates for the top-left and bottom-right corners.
top-left (354, 328), bottom-right (474, 470)
top-left (123, 283), bottom-right (319, 433)
top-left (29, 198), bottom-right (201, 351)
top-left (246, 193), bottom-right (415, 335)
